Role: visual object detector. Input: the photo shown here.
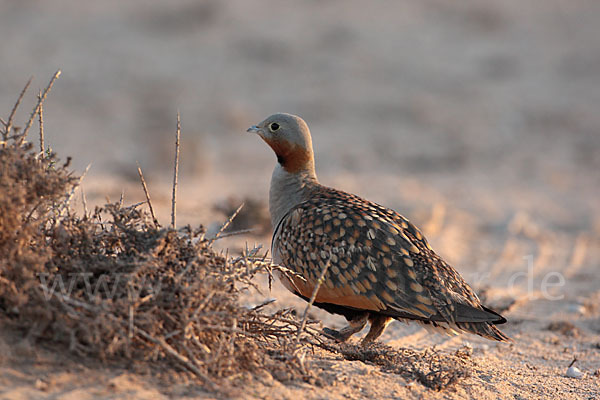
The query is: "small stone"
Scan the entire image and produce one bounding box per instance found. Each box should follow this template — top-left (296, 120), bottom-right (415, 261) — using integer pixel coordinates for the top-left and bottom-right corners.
top-left (35, 379), bottom-right (48, 391)
top-left (567, 303), bottom-right (586, 316)
top-left (566, 366), bottom-right (583, 379)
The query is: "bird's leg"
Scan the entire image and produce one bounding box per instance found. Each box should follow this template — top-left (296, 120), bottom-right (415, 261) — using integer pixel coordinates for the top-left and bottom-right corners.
top-left (323, 312), bottom-right (369, 342)
top-left (361, 314), bottom-right (393, 345)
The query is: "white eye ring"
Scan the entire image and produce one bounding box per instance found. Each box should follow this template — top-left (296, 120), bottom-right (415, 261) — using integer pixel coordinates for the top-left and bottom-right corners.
top-left (269, 122), bottom-right (280, 132)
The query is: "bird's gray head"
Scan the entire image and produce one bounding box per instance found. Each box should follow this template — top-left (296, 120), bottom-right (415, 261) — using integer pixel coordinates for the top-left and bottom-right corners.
top-left (247, 113), bottom-right (315, 174)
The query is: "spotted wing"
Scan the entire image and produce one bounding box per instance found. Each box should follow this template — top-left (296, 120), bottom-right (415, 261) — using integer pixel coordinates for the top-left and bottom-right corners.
top-left (272, 187), bottom-right (504, 326)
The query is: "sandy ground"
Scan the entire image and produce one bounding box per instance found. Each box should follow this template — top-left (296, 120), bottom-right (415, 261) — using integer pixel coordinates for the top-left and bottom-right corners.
top-left (1, 0), bottom-right (599, 398)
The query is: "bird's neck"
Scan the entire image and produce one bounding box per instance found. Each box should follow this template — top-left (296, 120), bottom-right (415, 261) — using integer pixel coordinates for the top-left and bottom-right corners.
top-left (269, 163), bottom-right (319, 230)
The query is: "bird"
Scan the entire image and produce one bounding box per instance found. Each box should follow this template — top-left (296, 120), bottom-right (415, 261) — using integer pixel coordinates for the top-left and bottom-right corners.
top-left (247, 113), bottom-right (509, 344)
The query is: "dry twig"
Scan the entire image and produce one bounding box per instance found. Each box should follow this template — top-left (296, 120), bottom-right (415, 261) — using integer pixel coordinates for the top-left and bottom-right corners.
top-left (80, 185), bottom-right (89, 218)
top-left (208, 203), bottom-right (244, 245)
top-left (38, 90), bottom-right (45, 156)
top-left (3, 76), bottom-right (32, 142)
top-left (136, 161), bottom-right (159, 227)
top-left (19, 69), bottom-right (61, 144)
top-left (209, 228), bottom-right (256, 241)
top-left (171, 111), bottom-right (180, 229)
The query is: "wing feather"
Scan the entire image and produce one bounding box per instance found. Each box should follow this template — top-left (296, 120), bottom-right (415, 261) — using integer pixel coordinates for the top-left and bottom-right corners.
top-left (272, 186), bottom-right (501, 327)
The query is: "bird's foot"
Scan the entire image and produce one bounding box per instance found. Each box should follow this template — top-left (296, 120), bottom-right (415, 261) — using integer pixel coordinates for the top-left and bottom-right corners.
top-left (323, 313), bottom-right (369, 342)
top-left (322, 327), bottom-right (351, 342)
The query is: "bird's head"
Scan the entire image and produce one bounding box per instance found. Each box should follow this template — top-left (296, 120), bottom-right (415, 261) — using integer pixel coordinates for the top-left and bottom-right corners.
top-left (247, 113), bottom-right (315, 174)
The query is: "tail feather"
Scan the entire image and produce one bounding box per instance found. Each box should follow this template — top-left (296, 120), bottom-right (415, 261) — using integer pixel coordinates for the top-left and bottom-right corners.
top-left (453, 303), bottom-right (506, 324)
top-left (455, 321), bottom-right (511, 342)
top-left (481, 305), bottom-right (507, 324)
top-left (405, 318), bottom-right (511, 342)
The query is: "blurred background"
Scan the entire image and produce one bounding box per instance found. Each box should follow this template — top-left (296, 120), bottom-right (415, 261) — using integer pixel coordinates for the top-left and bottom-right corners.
top-left (1, 0), bottom-right (599, 325)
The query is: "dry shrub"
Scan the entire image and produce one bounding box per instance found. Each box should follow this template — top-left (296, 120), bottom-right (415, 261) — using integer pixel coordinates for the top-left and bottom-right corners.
top-left (0, 86), bottom-right (316, 392)
top-left (41, 203), bottom-right (313, 385)
top-left (0, 140), bottom-right (314, 389)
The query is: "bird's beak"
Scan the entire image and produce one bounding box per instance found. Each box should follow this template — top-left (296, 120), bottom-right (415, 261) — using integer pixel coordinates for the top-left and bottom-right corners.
top-left (247, 125), bottom-right (268, 141)
top-left (246, 125), bottom-right (260, 134)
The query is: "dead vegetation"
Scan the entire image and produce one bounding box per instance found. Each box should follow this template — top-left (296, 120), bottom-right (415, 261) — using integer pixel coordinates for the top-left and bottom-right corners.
top-left (328, 342), bottom-right (473, 391)
top-left (0, 74), bottom-right (475, 394)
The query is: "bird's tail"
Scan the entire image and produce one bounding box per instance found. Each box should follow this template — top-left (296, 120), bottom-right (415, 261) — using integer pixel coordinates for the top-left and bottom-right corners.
top-left (414, 319), bottom-right (511, 342)
top-left (455, 321), bottom-right (511, 342)
top-left (450, 304), bottom-right (511, 341)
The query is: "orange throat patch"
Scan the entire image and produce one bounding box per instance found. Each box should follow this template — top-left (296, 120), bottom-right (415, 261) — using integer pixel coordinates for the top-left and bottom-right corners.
top-left (265, 138), bottom-right (312, 173)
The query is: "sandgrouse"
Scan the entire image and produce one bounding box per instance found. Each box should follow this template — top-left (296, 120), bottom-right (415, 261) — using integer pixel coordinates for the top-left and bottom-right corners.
top-left (247, 113), bottom-right (509, 344)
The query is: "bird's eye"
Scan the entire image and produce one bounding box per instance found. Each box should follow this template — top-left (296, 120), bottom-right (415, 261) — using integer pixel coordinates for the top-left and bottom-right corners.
top-left (269, 122), bottom-right (280, 132)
